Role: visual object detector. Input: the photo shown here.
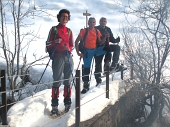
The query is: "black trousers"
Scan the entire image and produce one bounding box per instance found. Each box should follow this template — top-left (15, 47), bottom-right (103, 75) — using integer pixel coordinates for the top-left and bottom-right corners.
top-left (82, 66), bottom-right (90, 83)
top-left (94, 45), bottom-right (120, 83)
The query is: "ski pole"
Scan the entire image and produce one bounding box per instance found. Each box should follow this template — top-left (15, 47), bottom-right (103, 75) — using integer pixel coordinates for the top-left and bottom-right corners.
top-left (65, 45), bottom-right (76, 89)
top-left (34, 43), bottom-right (58, 93)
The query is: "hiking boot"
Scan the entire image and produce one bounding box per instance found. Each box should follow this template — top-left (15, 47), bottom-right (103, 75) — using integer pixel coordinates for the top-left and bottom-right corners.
top-left (64, 97), bottom-right (71, 112)
top-left (96, 81), bottom-right (102, 87)
top-left (51, 106), bottom-right (60, 116)
top-left (65, 104), bottom-right (71, 112)
top-left (63, 86), bottom-right (72, 112)
top-left (110, 63), bottom-right (127, 73)
top-left (110, 63), bottom-right (120, 72)
top-left (117, 64), bottom-right (127, 71)
top-left (81, 82), bottom-right (90, 94)
top-left (81, 87), bottom-right (89, 94)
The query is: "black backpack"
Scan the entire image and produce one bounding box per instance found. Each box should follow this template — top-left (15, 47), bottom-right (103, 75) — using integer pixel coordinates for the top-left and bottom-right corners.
top-left (79, 28), bottom-right (98, 53)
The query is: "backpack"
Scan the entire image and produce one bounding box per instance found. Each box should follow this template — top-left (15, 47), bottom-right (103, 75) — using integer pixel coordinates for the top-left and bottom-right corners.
top-left (79, 28), bottom-right (98, 53)
top-left (46, 26), bottom-right (71, 57)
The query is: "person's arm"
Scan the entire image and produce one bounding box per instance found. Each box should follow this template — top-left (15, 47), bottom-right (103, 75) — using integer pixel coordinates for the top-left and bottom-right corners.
top-left (46, 27), bottom-right (55, 48)
top-left (46, 26), bottom-right (62, 49)
top-left (46, 27), bottom-right (62, 57)
top-left (68, 30), bottom-right (74, 52)
top-left (108, 28), bottom-right (120, 43)
top-left (97, 30), bottom-right (108, 45)
top-left (75, 35), bottom-right (83, 57)
top-left (98, 37), bottom-right (107, 45)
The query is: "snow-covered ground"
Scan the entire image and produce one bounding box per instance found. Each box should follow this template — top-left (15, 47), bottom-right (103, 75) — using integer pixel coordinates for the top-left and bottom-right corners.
top-left (7, 70), bottom-right (123, 127)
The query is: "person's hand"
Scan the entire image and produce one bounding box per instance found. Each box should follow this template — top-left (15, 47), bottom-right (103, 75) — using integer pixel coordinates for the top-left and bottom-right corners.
top-left (54, 38), bottom-right (62, 43)
top-left (77, 52), bottom-right (83, 57)
top-left (64, 44), bottom-right (72, 53)
top-left (105, 33), bottom-right (110, 38)
top-left (115, 37), bottom-right (120, 43)
top-left (64, 44), bottom-right (70, 51)
top-left (47, 47), bottom-right (54, 58)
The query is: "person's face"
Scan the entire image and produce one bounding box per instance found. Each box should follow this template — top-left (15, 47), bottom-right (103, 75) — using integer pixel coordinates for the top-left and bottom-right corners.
top-left (60, 13), bottom-right (69, 25)
top-left (100, 19), bottom-right (107, 27)
top-left (88, 18), bottom-right (96, 28)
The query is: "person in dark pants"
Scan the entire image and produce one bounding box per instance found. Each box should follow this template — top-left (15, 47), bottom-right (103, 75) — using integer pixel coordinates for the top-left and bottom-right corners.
top-left (94, 17), bottom-right (121, 86)
top-left (46, 9), bottom-right (74, 116)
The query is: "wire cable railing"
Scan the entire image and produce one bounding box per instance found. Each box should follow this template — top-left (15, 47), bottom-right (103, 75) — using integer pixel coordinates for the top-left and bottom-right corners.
top-left (1, 84), bottom-right (111, 109)
top-left (0, 71), bottom-right (123, 106)
top-left (0, 76), bottom-right (4, 79)
top-left (0, 70), bottom-right (115, 95)
top-left (0, 64), bottom-right (127, 126)
top-left (0, 67), bottom-right (128, 99)
top-left (0, 72), bottom-right (124, 115)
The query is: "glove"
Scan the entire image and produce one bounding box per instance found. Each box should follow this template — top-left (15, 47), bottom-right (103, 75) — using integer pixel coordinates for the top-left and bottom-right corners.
top-left (103, 46), bottom-right (111, 52)
top-left (47, 47), bottom-right (54, 58)
top-left (115, 37), bottom-right (120, 43)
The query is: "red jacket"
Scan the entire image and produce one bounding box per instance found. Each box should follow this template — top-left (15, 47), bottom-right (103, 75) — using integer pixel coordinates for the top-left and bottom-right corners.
top-left (46, 23), bottom-right (74, 55)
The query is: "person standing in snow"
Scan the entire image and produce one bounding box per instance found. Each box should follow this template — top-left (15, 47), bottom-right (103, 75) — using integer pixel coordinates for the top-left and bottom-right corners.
top-left (46, 9), bottom-right (74, 116)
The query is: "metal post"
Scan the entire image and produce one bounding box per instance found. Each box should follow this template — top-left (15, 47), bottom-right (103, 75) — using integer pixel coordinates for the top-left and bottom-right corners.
top-left (1, 70), bottom-right (7, 125)
top-left (75, 70), bottom-right (80, 127)
top-left (106, 64), bottom-right (109, 99)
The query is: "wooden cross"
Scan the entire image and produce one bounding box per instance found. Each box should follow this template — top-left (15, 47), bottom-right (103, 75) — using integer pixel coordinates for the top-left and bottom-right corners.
top-left (83, 10), bottom-right (91, 28)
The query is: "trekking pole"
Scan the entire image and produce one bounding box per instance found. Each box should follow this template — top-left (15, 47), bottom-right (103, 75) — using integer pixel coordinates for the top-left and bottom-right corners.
top-left (89, 57), bottom-right (94, 82)
top-left (76, 57), bottom-right (82, 70)
top-left (65, 45), bottom-right (76, 89)
top-left (33, 44), bottom-right (58, 94)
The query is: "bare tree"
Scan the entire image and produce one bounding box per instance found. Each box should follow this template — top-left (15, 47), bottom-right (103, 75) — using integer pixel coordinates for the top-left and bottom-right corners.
top-left (120, 0), bottom-right (170, 126)
top-left (0, 0), bottom-right (50, 101)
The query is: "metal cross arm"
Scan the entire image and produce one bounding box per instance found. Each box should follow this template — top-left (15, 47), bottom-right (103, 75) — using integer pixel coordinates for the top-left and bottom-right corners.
top-left (83, 10), bottom-right (91, 28)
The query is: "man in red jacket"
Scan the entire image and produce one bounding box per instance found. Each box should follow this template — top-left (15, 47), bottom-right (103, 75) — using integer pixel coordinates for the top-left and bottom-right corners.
top-left (46, 9), bottom-right (74, 116)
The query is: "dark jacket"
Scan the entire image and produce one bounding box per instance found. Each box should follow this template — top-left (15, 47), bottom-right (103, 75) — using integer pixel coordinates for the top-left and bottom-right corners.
top-left (95, 25), bottom-right (117, 47)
